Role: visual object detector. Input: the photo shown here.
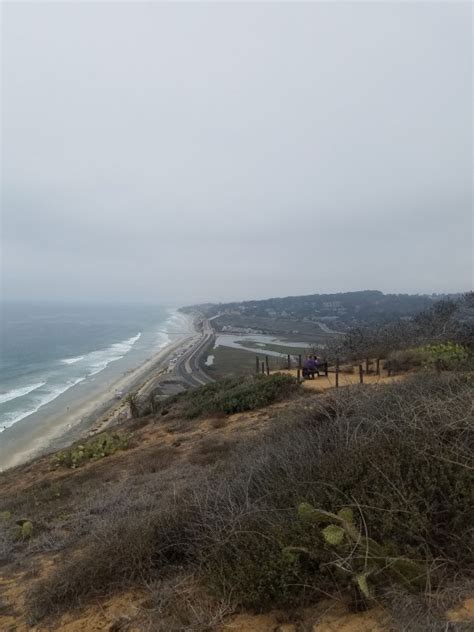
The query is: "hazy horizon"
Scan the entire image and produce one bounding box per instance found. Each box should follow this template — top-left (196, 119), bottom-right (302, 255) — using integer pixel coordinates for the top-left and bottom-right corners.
top-left (2, 2), bottom-right (472, 305)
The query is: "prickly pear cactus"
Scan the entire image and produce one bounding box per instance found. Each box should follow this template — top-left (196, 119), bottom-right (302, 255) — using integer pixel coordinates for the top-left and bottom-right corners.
top-left (288, 501), bottom-right (426, 604)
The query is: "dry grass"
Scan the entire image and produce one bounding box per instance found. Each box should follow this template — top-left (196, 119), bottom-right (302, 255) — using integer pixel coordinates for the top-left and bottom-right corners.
top-left (0, 370), bottom-right (472, 631)
top-left (187, 372), bottom-right (474, 613)
top-left (139, 573), bottom-right (233, 631)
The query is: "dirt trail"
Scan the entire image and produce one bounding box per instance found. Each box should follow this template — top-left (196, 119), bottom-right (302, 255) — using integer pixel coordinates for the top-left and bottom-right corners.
top-left (276, 366), bottom-right (404, 392)
top-left (221, 603), bottom-right (389, 631)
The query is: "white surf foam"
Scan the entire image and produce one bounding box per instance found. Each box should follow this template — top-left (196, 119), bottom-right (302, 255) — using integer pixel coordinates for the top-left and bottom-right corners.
top-left (61, 355), bottom-right (85, 365)
top-left (0, 382), bottom-right (47, 405)
top-left (0, 377), bottom-right (86, 432)
top-left (151, 310), bottom-right (186, 352)
top-left (87, 332), bottom-right (142, 376)
top-left (161, 310), bottom-right (192, 339)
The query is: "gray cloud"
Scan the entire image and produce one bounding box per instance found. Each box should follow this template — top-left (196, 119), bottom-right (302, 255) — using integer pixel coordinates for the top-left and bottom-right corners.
top-left (2, 1), bottom-right (472, 304)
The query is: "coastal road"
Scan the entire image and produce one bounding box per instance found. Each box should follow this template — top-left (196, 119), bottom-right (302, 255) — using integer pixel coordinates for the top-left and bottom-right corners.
top-left (173, 318), bottom-right (215, 388)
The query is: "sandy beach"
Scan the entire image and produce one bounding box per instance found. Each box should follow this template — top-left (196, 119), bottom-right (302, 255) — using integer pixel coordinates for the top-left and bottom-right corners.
top-left (0, 316), bottom-right (198, 471)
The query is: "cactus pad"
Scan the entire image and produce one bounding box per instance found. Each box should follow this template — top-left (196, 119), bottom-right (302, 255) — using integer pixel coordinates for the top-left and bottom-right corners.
top-left (356, 573), bottom-right (371, 599)
top-left (298, 502), bottom-right (333, 525)
top-left (322, 524), bottom-right (345, 546)
top-left (21, 521), bottom-right (33, 539)
top-left (337, 507), bottom-right (354, 523)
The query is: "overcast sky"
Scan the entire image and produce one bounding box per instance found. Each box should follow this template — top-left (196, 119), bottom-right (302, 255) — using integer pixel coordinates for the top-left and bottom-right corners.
top-left (1, 1), bottom-right (472, 305)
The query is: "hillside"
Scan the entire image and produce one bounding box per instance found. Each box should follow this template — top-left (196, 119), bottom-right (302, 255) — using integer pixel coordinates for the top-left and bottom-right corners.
top-left (182, 290), bottom-right (448, 333)
top-left (1, 367), bottom-right (473, 631)
top-left (1, 297), bottom-right (473, 631)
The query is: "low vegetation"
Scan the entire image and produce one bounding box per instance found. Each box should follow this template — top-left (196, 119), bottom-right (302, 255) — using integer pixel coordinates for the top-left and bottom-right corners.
top-left (10, 369), bottom-right (471, 630)
top-left (388, 342), bottom-right (469, 373)
top-left (190, 373), bottom-right (473, 618)
top-left (53, 431), bottom-right (129, 469)
top-left (155, 372), bottom-right (299, 419)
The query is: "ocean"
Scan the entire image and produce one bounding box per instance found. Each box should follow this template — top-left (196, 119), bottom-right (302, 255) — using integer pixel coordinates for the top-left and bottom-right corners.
top-left (0, 302), bottom-right (186, 434)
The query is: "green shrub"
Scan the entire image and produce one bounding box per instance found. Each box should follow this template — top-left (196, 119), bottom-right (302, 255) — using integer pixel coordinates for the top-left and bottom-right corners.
top-left (53, 432), bottom-right (129, 469)
top-left (162, 373), bottom-right (298, 419)
top-left (419, 342), bottom-right (469, 370)
top-left (199, 514), bottom-right (307, 610)
top-left (389, 343), bottom-right (469, 373)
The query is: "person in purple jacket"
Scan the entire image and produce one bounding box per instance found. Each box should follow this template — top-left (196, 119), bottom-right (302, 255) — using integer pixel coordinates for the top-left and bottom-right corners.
top-left (303, 355), bottom-right (317, 379)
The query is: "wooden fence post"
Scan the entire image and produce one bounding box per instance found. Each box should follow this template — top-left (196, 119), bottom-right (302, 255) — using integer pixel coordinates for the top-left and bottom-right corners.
top-left (287, 354), bottom-right (291, 370)
top-left (359, 364), bottom-right (364, 384)
top-left (261, 362), bottom-right (265, 375)
top-left (297, 368), bottom-right (301, 382)
top-left (256, 357), bottom-right (260, 375)
top-left (376, 358), bottom-right (380, 375)
top-left (298, 354), bottom-right (302, 370)
top-left (365, 358), bottom-right (370, 374)
top-left (265, 356), bottom-right (270, 376)
top-left (335, 358), bottom-right (339, 388)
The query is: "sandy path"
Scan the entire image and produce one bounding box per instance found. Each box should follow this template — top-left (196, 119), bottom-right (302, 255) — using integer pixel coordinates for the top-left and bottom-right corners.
top-left (275, 367), bottom-right (403, 392)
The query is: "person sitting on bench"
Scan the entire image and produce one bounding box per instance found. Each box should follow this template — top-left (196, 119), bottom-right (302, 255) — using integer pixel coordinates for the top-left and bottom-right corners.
top-left (302, 356), bottom-right (317, 379)
top-left (313, 355), bottom-right (323, 376)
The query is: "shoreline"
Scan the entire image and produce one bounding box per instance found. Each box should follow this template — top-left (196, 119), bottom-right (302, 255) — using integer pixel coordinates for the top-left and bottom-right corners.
top-left (0, 314), bottom-right (198, 472)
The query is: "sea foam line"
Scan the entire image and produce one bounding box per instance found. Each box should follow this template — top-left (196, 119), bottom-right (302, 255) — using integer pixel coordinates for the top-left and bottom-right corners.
top-left (61, 355), bottom-right (85, 365)
top-left (0, 382), bottom-right (47, 405)
top-left (87, 332), bottom-right (142, 376)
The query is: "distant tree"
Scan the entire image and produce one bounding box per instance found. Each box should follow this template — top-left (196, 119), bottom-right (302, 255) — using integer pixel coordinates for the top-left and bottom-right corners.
top-left (326, 294), bottom-right (474, 363)
top-left (126, 392), bottom-right (140, 418)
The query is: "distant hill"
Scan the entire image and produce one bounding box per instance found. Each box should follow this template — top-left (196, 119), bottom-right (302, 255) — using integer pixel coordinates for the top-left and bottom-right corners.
top-left (183, 290), bottom-right (452, 331)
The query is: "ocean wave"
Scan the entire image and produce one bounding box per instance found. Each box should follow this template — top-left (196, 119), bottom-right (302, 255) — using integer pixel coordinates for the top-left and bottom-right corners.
top-left (0, 333), bottom-right (142, 432)
top-left (153, 310), bottom-right (191, 350)
top-left (58, 333), bottom-right (143, 378)
top-left (0, 377), bottom-right (86, 432)
top-left (163, 310), bottom-right (191, 336)
top-left (0, 382), bottom-right (47, 405)
top-left (61, 355), bottom-right (85, 365)
top-left (87, 332), bottom-right (142, 376)
top-left (155, 330), bottom-right (171, 349)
